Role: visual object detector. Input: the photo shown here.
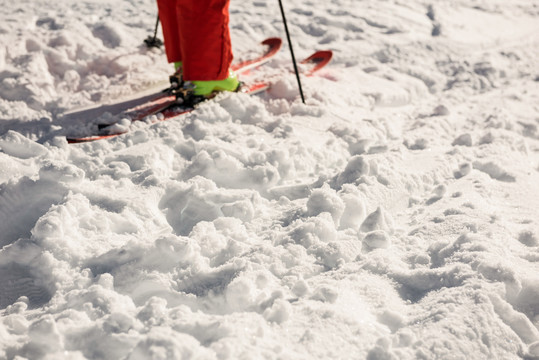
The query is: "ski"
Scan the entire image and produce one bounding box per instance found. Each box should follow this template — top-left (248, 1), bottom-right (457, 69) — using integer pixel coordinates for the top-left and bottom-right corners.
top-left (61, 38), bottom-right (282, 123)
top-left (66, 49), bottom-right (332, 144)
top-left (112, 37), bottom-right (284, 124)
top-left (240, 50), bottom-right (333, 95)
top-left (138, 37), bottom-right (283, 115)
top-left (231, 37), bottom-right (283, 73)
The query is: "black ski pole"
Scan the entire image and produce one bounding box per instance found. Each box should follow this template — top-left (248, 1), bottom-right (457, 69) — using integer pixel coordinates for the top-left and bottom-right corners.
top-left (144, 15), bottom-right (163, 48)
top-left (277, 0), bottom-right (305, 104)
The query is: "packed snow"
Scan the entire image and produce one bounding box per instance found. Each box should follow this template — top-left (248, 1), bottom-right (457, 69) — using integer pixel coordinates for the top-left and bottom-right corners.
top-left (1, 0), bottom-right (539, 359)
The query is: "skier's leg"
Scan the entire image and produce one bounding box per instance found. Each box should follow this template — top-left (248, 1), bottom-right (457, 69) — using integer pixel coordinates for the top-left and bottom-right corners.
top-left (176, 0), bottom-right (233, 81)
top-left (156, 0), bottom-right (182, 64)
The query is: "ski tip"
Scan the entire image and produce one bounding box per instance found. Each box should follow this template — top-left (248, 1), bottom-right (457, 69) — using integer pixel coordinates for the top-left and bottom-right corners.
top-left (301, 50), bottom-right (333, 76)
top-left (302, 50), bottom-right (333, 65)
top-left (231, 37), bottom-right (283, 73)
top-left (262, 37), bottom-right (283, 50)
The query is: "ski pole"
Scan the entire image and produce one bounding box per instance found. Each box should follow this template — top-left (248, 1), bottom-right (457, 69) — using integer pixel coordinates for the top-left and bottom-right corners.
top-left (144, 15), bottom-right (163, 48)
top-left (277, 0), bottom-right (305, 104)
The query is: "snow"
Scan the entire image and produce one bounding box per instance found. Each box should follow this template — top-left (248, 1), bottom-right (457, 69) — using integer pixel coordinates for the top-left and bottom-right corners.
top-left (1, 0), bottom-right (539, 358)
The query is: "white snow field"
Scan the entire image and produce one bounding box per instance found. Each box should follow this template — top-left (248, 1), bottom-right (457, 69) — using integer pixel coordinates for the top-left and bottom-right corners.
top-left (1, 0), bottom-right (539, 358)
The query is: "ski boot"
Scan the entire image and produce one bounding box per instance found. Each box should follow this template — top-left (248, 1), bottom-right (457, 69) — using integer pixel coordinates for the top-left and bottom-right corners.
top-left (175, 70), bottom-right (240, 107)
top-left (168, 62), bottom-right (183, 91)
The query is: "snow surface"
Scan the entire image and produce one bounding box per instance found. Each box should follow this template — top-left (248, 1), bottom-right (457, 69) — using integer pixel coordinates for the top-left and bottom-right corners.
top-left (1, 0), bottom-right (539, 359)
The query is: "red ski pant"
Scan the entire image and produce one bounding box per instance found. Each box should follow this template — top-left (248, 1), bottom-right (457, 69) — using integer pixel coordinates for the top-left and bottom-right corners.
top-left (156, 0), bottom-right (233, 81)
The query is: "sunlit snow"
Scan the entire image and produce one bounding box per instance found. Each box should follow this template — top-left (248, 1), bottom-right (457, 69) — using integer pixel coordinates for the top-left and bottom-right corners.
top-left (1, 0), bottom-right (539, 359)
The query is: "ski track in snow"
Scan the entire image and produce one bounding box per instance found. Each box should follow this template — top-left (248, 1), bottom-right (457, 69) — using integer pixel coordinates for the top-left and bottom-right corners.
top-left (1, 0), bottom-right (539, 359)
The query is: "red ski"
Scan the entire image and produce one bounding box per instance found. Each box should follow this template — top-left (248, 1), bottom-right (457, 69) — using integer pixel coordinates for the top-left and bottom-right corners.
top-left (67, 49), bottom-right (332, 144)
top-left (232, 37), bottom-right (282, 73)
top-left (62, 38), bottom-right (282, 126)
top-left (241, 50), bottom-right (334, 95)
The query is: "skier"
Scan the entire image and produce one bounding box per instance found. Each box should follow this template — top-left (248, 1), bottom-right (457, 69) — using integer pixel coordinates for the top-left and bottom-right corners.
top-left (156, 0), bottom-right (239, 100)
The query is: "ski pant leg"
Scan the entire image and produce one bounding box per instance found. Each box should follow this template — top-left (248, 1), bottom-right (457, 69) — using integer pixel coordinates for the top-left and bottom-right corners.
top-left (156, 0), bottom-right (182, 63)
top-left (177, 0), bottom-right (233, 81)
